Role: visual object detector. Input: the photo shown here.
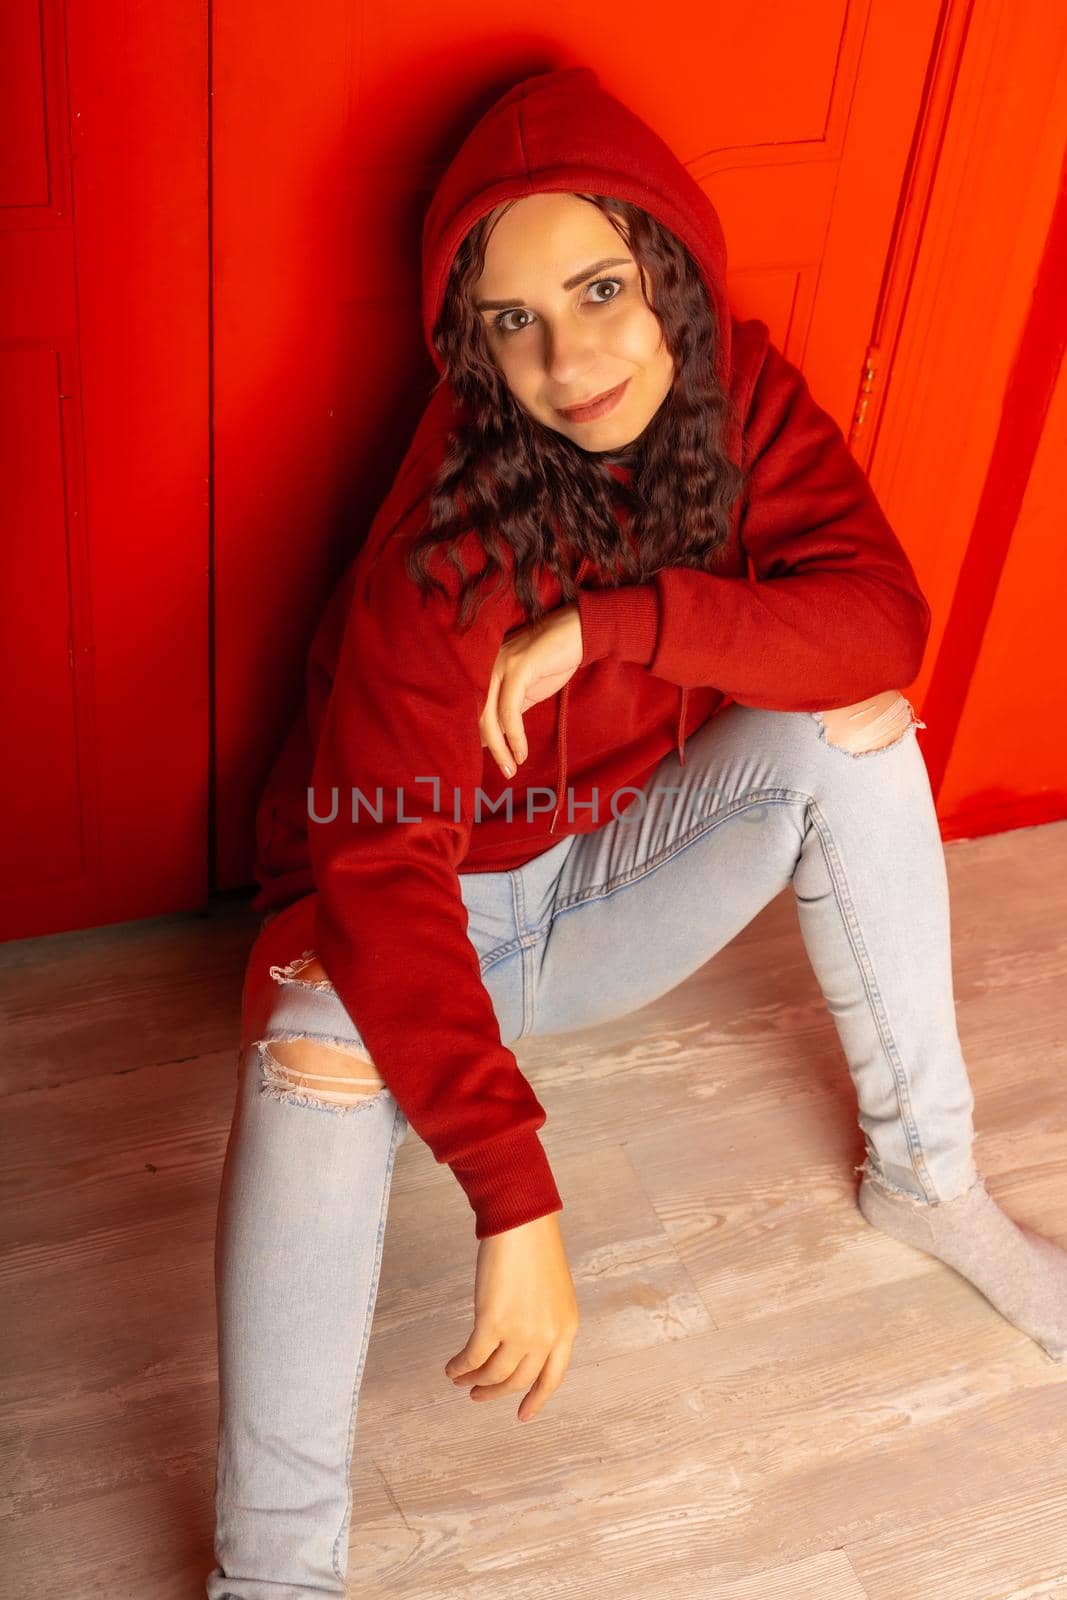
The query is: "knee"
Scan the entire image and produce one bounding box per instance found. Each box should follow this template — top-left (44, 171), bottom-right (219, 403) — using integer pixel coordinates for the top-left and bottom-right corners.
top-left (814, 690), bottom-right (925, 754)
top-left (253, 952), bottom-right (386, 1109)
top-left (285, 955), bottom-right (331, 984)
top-left (258, 1037), bottom-right (385, 1107)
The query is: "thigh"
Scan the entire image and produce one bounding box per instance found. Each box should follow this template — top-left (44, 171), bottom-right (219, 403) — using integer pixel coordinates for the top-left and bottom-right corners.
top-left (242, 879), bottom-right (531, 1060)
top-left (528, 701), bottom-right (818, 1036)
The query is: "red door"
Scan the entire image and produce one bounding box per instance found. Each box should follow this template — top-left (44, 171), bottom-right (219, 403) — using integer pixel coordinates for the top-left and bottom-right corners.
top-left (0, 0), bottom-right (208, 939)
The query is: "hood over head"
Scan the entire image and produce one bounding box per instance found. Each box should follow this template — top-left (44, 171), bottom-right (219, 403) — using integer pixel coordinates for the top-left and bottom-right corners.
top-left (422, 64), bottom-right (733, 391)
top-left (419, 64), bottom-right (736, 833)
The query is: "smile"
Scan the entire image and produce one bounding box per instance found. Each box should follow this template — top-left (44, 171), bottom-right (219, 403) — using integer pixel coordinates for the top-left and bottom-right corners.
top-left (556, 378), bottom-right (630, 423)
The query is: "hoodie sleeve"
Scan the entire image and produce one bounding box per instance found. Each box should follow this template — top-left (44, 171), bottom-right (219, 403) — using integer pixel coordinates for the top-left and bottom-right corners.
top-left (575, 338), bottom-right (932, 710)
top-left (307, 531), bottom-right (563, 1240)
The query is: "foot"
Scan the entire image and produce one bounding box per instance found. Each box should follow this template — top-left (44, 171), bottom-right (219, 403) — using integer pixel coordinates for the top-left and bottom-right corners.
top-left (858, 1168), bottom-right (1067, 1362)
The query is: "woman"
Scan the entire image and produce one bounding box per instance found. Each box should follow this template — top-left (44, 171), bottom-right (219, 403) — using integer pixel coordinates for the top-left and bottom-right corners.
top-left (206, 64), bottom-right (1066, 1600)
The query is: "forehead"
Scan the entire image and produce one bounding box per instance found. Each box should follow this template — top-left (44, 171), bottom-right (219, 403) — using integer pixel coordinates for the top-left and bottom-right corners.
top-left (477, 192), bottom-right (628, 278)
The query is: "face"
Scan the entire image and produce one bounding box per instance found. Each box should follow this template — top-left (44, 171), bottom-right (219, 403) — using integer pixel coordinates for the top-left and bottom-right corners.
top-left (470, 191), bottom-right (676, 452)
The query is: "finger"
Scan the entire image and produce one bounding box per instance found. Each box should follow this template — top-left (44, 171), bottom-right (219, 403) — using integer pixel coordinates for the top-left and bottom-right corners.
top-left (496, 673), bottom-right (529, 767)
top-left (452, 1342), bottom-right (521, 1390)
top-left (445, 1333), bottom-right (501, 1383)
top-left (479, 669), bottom-right (514, 777)
top-left (518, 1337), bottom-right (575, 1422)
top-left (451, 1334), bottom-right (528, 1390)
top-left (470, 1349), bottom-right (544, 1402)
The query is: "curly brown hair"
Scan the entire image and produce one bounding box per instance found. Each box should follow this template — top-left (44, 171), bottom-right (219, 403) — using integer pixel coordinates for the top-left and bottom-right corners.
top-left (408, 193), bottom-right (745, 633)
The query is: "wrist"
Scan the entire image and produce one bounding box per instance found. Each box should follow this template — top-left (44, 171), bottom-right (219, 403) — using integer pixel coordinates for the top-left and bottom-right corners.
top-left (575, 583), bottom-right (659, 666)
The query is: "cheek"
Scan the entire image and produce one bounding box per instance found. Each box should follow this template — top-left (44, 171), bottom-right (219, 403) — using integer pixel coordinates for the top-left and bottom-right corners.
top-left (614, 307), bottom-right (668, 368)
top-left (498, 345), bottom-right (538, 398)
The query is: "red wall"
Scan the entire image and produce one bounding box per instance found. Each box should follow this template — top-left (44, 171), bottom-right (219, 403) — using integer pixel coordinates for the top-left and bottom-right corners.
top-left (2, 1), bottom-right (1065, 937)
top-left (0, 0), bottom-right (209, 939)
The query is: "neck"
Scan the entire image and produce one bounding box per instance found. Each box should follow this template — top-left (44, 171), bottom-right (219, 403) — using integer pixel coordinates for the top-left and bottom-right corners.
top-left (593, 442), bottom-right (639, 466)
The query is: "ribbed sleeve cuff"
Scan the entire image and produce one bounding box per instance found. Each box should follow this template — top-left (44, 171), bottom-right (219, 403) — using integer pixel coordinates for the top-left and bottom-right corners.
top-left (576, 583), bottom-right (659, 666)
top-left (449, 1127), bottom-right (564, 1239)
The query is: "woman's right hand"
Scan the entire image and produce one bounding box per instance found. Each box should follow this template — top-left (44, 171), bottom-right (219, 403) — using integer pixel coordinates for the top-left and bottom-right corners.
top-left (479, 602), bottom-right (584, 776)
top-left (444, 1211), bottom-right (580, 1423)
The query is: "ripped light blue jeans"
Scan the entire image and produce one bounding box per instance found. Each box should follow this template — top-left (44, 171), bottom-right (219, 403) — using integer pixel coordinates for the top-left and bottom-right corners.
top-left (206, 692), bottom-right (978, 1599)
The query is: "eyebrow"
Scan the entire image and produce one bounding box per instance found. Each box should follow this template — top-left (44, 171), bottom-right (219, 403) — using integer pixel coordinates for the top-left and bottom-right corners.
top-left (474, 257), bottom-right (633, 312)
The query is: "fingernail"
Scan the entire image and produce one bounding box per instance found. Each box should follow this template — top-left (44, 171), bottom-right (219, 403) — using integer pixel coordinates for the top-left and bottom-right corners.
top-left (503, 763), bottom-right (515, 778)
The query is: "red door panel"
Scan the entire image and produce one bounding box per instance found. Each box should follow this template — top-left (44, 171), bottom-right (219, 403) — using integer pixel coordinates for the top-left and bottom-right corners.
top-left (0, 0), bottom-right (209, 938)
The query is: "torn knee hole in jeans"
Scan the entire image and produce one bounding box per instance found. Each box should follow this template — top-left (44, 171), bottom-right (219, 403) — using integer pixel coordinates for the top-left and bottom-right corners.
top-left (812, 691), bottom-right (926, 757)
top-left (257, 948), bottom-right (386, 1112)
top-left (255, 1037), bottom-right (387, 1112)
top-left (267, 949), bottom-right (336, 990)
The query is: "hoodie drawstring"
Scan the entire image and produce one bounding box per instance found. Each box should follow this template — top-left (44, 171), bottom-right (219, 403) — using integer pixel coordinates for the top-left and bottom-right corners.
top-left (676, 685), bottom-right (688, 768)
top-left (549, 679), bottom-right (570, 835)
top-left (549, 680), bottom-right (687, 833)
top-left (549, 551), bottom-right (689, 833)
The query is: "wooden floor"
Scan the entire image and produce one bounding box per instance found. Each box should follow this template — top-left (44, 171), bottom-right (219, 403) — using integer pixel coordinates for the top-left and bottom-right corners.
top-left (2, 820), bottom-right (1066, 1600)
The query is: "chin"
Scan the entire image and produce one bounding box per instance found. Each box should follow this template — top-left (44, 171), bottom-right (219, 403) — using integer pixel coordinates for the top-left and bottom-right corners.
top-left (589, 436), bottom-right (640, 457)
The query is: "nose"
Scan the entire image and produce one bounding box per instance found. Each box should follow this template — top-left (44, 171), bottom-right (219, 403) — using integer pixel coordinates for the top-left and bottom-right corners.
top-left (542, 316), bottom-right (599, 387)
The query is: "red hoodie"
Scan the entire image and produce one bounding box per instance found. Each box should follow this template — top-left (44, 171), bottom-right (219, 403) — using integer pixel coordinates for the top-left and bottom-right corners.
top-left (251, 65), bottom-right (931, 1239)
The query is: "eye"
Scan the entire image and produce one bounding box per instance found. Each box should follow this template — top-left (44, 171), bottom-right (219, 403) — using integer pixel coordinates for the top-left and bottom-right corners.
top-left (492, 276), bottom-right (625, 337)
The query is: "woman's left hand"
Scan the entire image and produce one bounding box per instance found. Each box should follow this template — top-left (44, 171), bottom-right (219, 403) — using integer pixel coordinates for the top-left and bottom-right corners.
top-left (480, 603), bottom-right (583, 777)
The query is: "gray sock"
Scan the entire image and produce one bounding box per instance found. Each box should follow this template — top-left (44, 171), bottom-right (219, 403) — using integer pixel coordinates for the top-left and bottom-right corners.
top-left (857, 1167), bottom-right (1067, 1362)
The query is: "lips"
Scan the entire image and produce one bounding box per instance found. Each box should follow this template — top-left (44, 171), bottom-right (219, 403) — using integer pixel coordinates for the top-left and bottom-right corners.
top-left (556, 378), bottom-right (630, 421)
